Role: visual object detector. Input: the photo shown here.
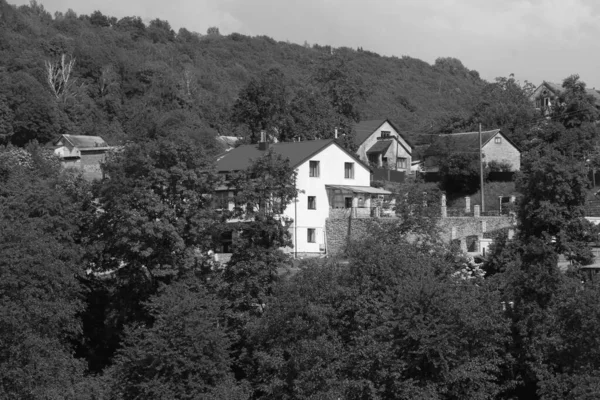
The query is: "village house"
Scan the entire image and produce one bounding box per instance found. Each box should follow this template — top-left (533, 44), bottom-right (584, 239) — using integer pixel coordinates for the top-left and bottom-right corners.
top-left (423, 129), bottom-right (521, 172)
top-left (354, 119), bottom-right (413, 172)
top-left (215, 138), bottom-right (391, 256)
top-left (53, 134), bottom-right (112, 180)
top-left (529, 81), bottom-right (600, 115)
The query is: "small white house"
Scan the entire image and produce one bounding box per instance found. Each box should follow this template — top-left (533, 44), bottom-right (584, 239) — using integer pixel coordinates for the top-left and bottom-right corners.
top-left (215, 139), bottom-right (391, 256)
top-left (354, 119), bottom-right (413, 172)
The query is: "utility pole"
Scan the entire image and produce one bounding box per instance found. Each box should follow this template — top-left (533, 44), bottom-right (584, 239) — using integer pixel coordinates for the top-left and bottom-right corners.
top-left (479, 123), bottom-right (485, 212)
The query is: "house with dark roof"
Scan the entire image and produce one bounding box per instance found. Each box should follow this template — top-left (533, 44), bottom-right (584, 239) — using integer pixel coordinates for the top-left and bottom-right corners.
top-left (424, 129), bottom-right (520, 172)
top-left (215, 138), bottom-right (391, 256)
top-left (53, 134), bottom-right (112, 180)
top-left (530, 81), bottom-right (600, 115)
top-left (354, 119), bottom-right (413, 172)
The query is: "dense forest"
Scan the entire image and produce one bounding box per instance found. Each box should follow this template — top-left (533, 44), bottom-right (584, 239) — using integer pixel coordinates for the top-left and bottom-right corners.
top-left (6, 1), bottom-right (600, 399)
top-left (0, 0), bottom-right (488, 149)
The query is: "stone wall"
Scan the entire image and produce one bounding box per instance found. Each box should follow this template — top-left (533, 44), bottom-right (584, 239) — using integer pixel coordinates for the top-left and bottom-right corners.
top-left (326, 217), bottom-right (398, 255)
top-left (325, 214), bottom-right (515, 256)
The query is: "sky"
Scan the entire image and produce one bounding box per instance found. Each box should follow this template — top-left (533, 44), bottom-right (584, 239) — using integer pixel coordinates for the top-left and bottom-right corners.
top-left (10, 0), bottom-right (600, 88)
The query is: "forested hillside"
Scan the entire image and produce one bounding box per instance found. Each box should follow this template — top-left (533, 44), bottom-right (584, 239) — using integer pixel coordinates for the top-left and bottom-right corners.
top-left (0, 0), bottom-right (485, 149)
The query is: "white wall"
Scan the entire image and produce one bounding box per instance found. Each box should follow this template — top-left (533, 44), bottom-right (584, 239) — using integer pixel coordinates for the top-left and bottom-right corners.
top-left (483, 133), bottom-right (521, 171)
top-left (357, 121), bottom-right (412, 170)
top-left (284, 142), bottom-right (371, 255)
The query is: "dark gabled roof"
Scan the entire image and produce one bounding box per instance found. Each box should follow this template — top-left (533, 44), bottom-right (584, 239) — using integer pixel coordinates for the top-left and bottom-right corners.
top-left (56, 134), bottom-right (108, 149)
top-left (354, 118), bottom-right (414, 148)
top-left (366, 140), bottom-right (393, 154)
top-left (425, 129), bottom-right (502, 157)
top-left (537, 81), bottom-right (600, 105)
top-left (215, 139), bottom-right (371, 172)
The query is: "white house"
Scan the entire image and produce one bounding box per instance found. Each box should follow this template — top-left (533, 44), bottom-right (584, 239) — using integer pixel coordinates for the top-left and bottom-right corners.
top-left (354, 119), bottom-right (413, 172)
top-left (215, 139), bottom-right (391, 256)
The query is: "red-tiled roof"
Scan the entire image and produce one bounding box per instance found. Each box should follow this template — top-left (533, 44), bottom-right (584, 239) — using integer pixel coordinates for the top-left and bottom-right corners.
top-left (425, 129), bottom-right (501, 156)
top-left (216, 139), bottom-right (370, 172)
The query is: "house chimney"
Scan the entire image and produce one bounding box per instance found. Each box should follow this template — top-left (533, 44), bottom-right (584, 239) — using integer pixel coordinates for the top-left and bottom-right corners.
top-left (258, 130), bottom-right (269, 150)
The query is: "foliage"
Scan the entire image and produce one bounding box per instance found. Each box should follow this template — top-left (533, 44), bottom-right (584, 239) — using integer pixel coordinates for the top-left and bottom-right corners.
top-left (91, 134), bottom-right (219, 278)
top-left (554, 74), bottom-right (600, 128)
top-left (517, 145), bottom-right (595, 264)
top-left (110, 274), bottom-right (249, 400)
top-left (438, 152), bottom-right (489, 195)
top-left (0, 1), bottom-right (486, 149)
top-left (246, 238), bottom-right (510, 399)
top-left (0, 145), bottom-right (99, 399)
top-left (232, 68), bottom-right (291, 143)
top-left (436, 75), bottom-right (537, 148)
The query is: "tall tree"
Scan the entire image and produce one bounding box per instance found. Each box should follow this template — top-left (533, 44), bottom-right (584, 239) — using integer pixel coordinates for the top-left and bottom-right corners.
top-left (232, 68), bottom-right (291, 143)
top-left (555, 74), bottom-right (600, 129)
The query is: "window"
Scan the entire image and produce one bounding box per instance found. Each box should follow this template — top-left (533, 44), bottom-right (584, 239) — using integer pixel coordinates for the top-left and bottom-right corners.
top-left (307, 228), bottom-right (316, 243)
top-left (381, 131), bottom-right (391, 138)
top-left (214, 191), bottom-right (230, 210)
top-left (308, 196), bottom-right (316, 210)
top-left (494, 137), bottom-right (502, 144)
top-left (309, 160), bottom-right (320, 177)
top-left (345, 197), bottom-right (353, 208)
top-left (368, 154), bottom-right (379, 165)
top-left (344, 162), bottom-right (354, 179)
top-left (397, 157), bottom-right (408, 169)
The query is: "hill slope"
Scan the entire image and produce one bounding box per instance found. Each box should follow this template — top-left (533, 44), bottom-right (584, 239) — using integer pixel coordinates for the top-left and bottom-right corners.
top-left (0, 0), bottom-right (486, 147)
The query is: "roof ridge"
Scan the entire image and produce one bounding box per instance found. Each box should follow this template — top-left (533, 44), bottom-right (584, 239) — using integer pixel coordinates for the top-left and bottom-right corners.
top-left (438, 129), bottom-right (500, 136)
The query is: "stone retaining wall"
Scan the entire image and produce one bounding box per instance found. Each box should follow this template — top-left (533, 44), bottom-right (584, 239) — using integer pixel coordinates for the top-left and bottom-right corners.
top-left (325, 214), bottom-right (515, 256)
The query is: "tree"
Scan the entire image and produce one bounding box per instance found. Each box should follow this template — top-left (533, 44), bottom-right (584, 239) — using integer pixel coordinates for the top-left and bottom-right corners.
top-left (246, 238), bottom-right (510, 399)
top-left (92, 135), bottom-right (219, 278)
top-left (89, 10), bottom-right (111, 27)
top-left (555, 74), bottom-right (600, 128)
top-left (517, 146), bottom-right (594, 264)
top-left (1, 71), bottom-right (70, 145)
top-left (313, 54), bottom-right (368, 123)
top-left (287, 87), bottom-right (355, 142)
top-left (83, 135), bottom-right (220, 370)
top-left (232, 68), bottom-right (291, 143)
top-left (207, 26), bottom-right (220, 35)
top-left (221, 150), bottom-right (298, 310)
top-left (437, 75), bottom-right (537, 147)
top-left (438, 152), bottom-right (488, 195)
top-left (44, 54), bottom-right (77, 102)
top-left (110, 274), bottom-right (249, 400)
top-left (0, 145), bottom-right (99, 399)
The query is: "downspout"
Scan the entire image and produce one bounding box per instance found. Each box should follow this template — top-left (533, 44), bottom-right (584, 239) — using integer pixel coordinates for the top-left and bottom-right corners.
top-left (396, 139), bottom-right (399, 170)
top-left (294, 180), bottom-right (297, 259)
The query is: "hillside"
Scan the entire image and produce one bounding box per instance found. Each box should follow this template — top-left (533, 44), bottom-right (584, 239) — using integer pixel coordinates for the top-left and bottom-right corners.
top-left (0, 0), bottom-right (486, 148)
